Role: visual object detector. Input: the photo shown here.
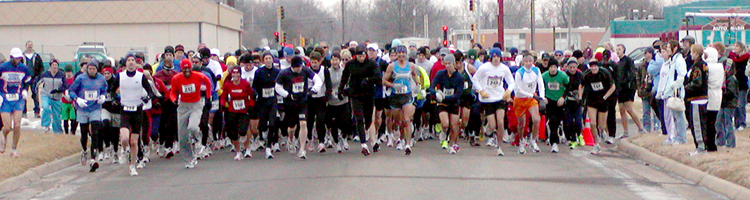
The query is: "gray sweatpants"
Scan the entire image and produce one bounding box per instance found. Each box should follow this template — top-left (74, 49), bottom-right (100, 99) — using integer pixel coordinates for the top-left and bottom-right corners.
top-left (178, 99), bottom-right (204, 163)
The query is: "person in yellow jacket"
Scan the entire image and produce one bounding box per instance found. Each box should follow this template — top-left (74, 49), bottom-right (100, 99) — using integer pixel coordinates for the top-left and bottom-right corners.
top-left (412, 64), bottom-right (431, 144)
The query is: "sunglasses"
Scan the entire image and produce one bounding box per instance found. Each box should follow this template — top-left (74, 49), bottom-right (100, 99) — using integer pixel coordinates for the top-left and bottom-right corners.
top-left (342, 58), bottom-right (351, 62)
top-left (192, 61), bottom-right (200, 64)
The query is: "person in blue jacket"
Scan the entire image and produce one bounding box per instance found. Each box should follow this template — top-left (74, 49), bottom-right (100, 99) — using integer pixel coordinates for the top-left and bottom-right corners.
top-left (67, 61), bottom-right (108, 172)
top-left (0, 48), bottom-right (32, 158)
top-left (428, 54), bottom-right (464, 154)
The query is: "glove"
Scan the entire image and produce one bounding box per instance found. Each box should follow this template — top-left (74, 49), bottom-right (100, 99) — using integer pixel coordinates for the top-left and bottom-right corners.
top-left (97, 95), bottom-right (106, 104)
top-left (310, 87), bottom-right (319, 94)
top-left (419, 90), bottom-right (426, 98)
top-left (141, 96), bottom-right (151, 104)
top-left (436, 91), bottom-right (445, 102)
top-left (337, 93), bottom-right (344, 101)
top-left (22, 90), bottom-right (28, 99)
top-left (340, 88), bottom-right (349, 97)
top-left (76, 98), bottom-right (88, 108)
top-left (153, 97), bottom-right (162, 108)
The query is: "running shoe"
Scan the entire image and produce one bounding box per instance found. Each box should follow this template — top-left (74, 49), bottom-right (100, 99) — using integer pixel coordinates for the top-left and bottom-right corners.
top-left (551, 143), bottom-right (559, 153)
top-left (174, 142), bottom-right (180, 153)
top-left (617, 132), bottom-right (629, 139)
top-left (165, 148), bottom-right (174, 159)
top-left (502, 131), bottom-right (513, 143)
top-left (688, 149), bottom-right (707, 156)
top-left (372, 142), bottom-right (380, 152)
top-left (335, 142), bottom-right (343, 153)
top-left (185, 158), bottom-right (198, 168)
top-left (297, 149), bottom-right (307, 159)
top-left (156, 146), bottom-right (165, 157)
top-left (590, 144), bottom-right (601, 155)
top-left (353, 136), bottom-right (360, 142)
top-left (136, 159), bottom-right (146, 169)
top-left (450, 144), bottom-right (459, 154)
top-left (578, 135), bottom-right (585, 145)
top-left (112, 152), bottom-right (119, 164)
top-left (129, 165), bottom-right (139, 176)
top-left (143, 147), bottom-right (151, 163)
top-left (234, 152), bottom-right (243, 161)
top-left (361, 144), bottom-right (370, 156)
top-left (343, 139), bottom-right (350, 151)
top-left (96, 153), bottom-right (104, 162)
top-left (317, 143), bottom-right (326, 153)
top-left (448, 146), bottom-right (457, 154)
top-left (272, 143), bottom-right (281, 152)
top-left (518, 139), bottom-right (526, 154)
top-left (0, 136), bottom-right (5, 153)
top-left (569, 141), bottom-right (578, 149)
top-left (386, 137), bottom-right (394, 147)
top-left (80, 151), bottom-right (88, 166)
top-left (325, 137), bottom-right (334, 149)
top-left (440, 140), bottom-right (448, 149)
top-left (531, 140), bottom-right (540, 153)
top-left (265, 148), bottom-right (274, 159)
top-left (89, 159), bottom-right (99, 172)
top-left (496, 147), bottom-right (505, 156)
top-left (243, 149), bottom-right (252, 158)
top-left (306, 141), bottom-right (315, 152)
top-left (119, 150), bottom-right (127, 164)
top-left (606, 137), bottom-right (615, 145)
top-left (404, 145), bottom-right (412, 155)
top-left (396, 140), bottom-right (405, 151)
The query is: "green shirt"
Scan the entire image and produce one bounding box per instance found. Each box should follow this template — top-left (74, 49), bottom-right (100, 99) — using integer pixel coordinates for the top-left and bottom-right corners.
top-left (542, 70), bottom-right (570, 100)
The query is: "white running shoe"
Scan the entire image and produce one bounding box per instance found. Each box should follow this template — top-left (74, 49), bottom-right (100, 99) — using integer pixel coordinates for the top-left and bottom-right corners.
top-left (143, 147), bottom-right (151, 163)
top-left (112, 152), bottom-right (119, 164)
top-left (396, 140), bottom-right (405, 151)
top-left (335, 142), bottom-right (343, 153)
top-left (185, 158), bottom-right (198, 168)
top-left (551, 143), bottom-right (559, 153)
top-left (96, 152), bottom-right (104, 161)
top-left (386, 136), bottom-right (394, 147)
top-left (265, 148), bottom-right (274, 159)
top-left (129, 165), bottom-right (139, 176)
top-left (196, 145), bottom-right (206, 158)
top-left (496, 147), bottom-right (505, 156)
top-left (342, 139), bottom-right (350, 151)
top-left (353, 135), bottom-right (360, 142)
top-left (518, 139), bottom-right (527, 154)
top-left (234, 152), bottom-right (243, 161)
top-left (317, 143), bottom-right (326, 153)
top-left (243, 149), bottom-right (252, 158)
top-left (591, 144), bottom-right (602, 155)
top-left (136, 160), bottom-right (146, 169)
top-left (272, 143), bottom-right (281, 152)
top-left (88, 159), bottom-right (99, 172)
top-left (502, 132), bottom-right (513, 143)
top-left (531, 140), bottom-right (540, 153)
top-left (118, 150), bottom-right (127, 164)
top-left (297, 149), bottom-right (307, 159)
top-left (173, 142), bottom-right (180, 153)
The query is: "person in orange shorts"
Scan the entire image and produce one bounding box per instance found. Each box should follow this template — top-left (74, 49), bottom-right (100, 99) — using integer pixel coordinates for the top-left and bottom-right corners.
top-left (513, 55), bottom-right (546, 154)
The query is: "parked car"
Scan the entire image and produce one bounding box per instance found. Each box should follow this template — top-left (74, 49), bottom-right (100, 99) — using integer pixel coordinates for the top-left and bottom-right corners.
top-left (628, 46), bottom-right (648, 67)
top-left (40, 53), bottom-right (55, 71)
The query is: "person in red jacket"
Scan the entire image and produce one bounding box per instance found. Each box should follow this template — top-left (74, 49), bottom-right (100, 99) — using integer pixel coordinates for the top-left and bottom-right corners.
top-left (170, 59), bottom-right (212, 169)
top-left (219, 67), bottom-right (255, 160)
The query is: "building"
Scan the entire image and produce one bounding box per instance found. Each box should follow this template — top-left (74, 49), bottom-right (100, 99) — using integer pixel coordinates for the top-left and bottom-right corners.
top-left (0, 0), bottom-right (243, 62)
top-left (451, 27), bottom-right (606, 52)
top-left (609, 0), bottom-right (750, 52)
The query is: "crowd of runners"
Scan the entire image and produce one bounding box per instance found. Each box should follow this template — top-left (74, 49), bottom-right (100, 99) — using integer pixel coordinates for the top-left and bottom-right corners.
top-left (0, 37), bottom-right (747, 176)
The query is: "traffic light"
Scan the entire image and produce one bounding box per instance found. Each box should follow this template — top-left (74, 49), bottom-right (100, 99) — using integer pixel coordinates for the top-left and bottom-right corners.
top-left (274, 32), bottom-right (279, 42)
top-left (469, 0), bottom-right (474, 11)
top-left (471, 24), bottom-right (476, 31)
top-left (283, 32), bottom-right (287, 43)
top-left (442, 26), bottom-right (448, 47)
top-left (278, 6), bottom-right (285, 19)
top-left (300, 36), bottom-right (306, 47)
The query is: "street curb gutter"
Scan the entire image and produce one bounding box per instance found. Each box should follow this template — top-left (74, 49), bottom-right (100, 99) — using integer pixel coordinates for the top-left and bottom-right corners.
top-left (618, 139), bottom-right (750, 200)
top-left (0, 152), bottom-right (80, 195)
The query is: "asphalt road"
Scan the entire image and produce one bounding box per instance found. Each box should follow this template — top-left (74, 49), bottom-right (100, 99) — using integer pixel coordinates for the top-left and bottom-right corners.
top-left (1, 134), bottom-right (729, 200)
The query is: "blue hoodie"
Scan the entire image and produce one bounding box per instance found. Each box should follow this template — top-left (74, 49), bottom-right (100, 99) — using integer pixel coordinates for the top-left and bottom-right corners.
top-left (0, 61), bottom-right (31, 96)
top-left (68, 73), bottom-right (107, 112)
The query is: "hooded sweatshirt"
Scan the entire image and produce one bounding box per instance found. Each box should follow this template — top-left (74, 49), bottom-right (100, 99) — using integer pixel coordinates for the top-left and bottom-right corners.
top-left (704, 47), bottom-right (725, 111)
top-left (39, 70), bottom-right (65, 100)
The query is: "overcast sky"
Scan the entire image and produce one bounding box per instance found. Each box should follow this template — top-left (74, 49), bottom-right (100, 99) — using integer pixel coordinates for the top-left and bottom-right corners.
top-left (316, 0), bottom-right (690, 11)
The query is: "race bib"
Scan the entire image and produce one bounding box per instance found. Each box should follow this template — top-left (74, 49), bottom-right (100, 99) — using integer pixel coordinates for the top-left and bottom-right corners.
top-left (394, 84), bottom-right (408, 94)
top-left (548, 82), bottom-right (560, 91)
top-left (232, 100), bottom-right (246, 110)
top-left (591, 82), bottom-right (604, 91)
top-left (262, 87), bottom-right (275, 98)
top-left (182, 84), bottom-right (196, 93)
top-left (5, 93), bottom-right (19, 101)
top-left (488, 77), bottom-right (501, 87)
top-left (292, 82), bottom-right (304, 93)
top-left (464, 81), bottom-right (469, 89)
top-left (84, 91), bottom-right (98, 101)
top-left (332, 89), bottom-right (338, 97)
top-left (123, 106), bottom-right (138, 112)
top-left (443, 88), bottom-right (455, 96)
top-left (276, 95), bottom-right (284, 104)
top-left (211, 100), bottom-right (219, 110)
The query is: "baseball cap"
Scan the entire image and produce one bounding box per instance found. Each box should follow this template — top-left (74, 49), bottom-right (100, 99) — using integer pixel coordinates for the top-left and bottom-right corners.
top-left (210, 48), bottom-right (220, 56)
top-left (439, 48), bottom-right (450, 56)
top-left (681, 35), bottom-right (695, 44)
top-left (443, 54), bottom-right (456, 63)
top-left (10, 48), bottom-right (22, 58)
top-left (291, 56), bottom-right (304, 67)
top-left (367, 43), bottom-right (379, 51)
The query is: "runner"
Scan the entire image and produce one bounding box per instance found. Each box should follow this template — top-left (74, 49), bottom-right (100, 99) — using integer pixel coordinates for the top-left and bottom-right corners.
top-left (541, 59), bottom-right (569, 153)
top-left (306, 52), bottom-right (332, 153)
top-left (326, 52), bottom-right (348, 153)
top-left (38, 59), bottom-right (65, 134)
top-left (195, 48), bottom-right (218, 157)
top-left (580, 59), bottom-right (617, 154)
top-left (275, 56), bottom-right (322, 159)
top-left (471, 47), bottom-right (515, 156)
top-left (455, 52), bottom-right (478, 146)
top-left (239, 54), bottom-right (261, 151)
top-left (428, 54), bottom-right (464, 154)
top-left (339, 46), bottom-right (381, 155)
top-left (614, 44), bottom-right (645, 138)
top-left (170, 58), bottom-right (212, 168)
top-left (61, 65), bottom-right (78, 135)
top-left (67, 60), bottom-right (107, 172)
top-left (382, 45), bottom-right (422, 155)
top-left (154, 46), bottom-right (182, 158)
top-left (563, 60), bottom-right (584, 149)
top-left (0, 48), bottom-right (32, 158)
top-left (100, 66), bottom-right (121, 163)
top-left (253, 52), bottom-right (281, 159)
top-left (219, 67), bottom-right (255, 160)
top-left (513, 55), bottom-right (546, 154)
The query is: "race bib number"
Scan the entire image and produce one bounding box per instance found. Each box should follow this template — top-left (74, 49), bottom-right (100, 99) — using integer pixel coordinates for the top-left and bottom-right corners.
top-left (211, 100), bottom-right (219, 110)
top-left (332, 89), bottom-right (338, 97)
top-left (182, 84), bottom-right (196, 93)
top-left (394, 84), bottom-right (408, 94)
top-left (84, 91), bottom-right (98, 101)
top-left (548, 82), bottom-right (560, 91)
top-left (276, 95), bottom-right (284, 104)
top-left (292, 82), bottom-right (304, 93)
top-left (591, 82), bottom-right (604, 91)
top-left (464, 81), bottom-right (469, 89)
top-left (123, 106), bottom-right (138, 112)
top-left (488, 77), bottom-right (501, 87)
top-left (443, 88), bottom-right (455, 96)
top-left (232, 100), bottom-right (246, 110)
top-left (262, 87), bottom-right (275, 98)
top-left (5, 93), bottom-right (19, 101)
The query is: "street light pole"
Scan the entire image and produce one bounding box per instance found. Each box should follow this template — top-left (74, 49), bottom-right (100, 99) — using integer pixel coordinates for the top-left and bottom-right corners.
top-left (530, 0), bottom-right (535, 50)
top-left (341, 0), bottom-right (345, 44)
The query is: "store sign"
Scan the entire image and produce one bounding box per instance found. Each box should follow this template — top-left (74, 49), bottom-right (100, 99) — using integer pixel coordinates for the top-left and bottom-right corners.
top-left (698, 7), bottom-right (750, 45)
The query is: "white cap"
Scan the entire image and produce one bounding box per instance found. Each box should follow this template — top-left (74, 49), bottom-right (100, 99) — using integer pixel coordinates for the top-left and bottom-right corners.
top-left (366, 43), bottom-right (379, 51)
top-left (9, 48), bottom-right (22, 58)
top-left (350, 41), bottom-right (358, 46)
top-left (210, 48), bottom-right (220, 56)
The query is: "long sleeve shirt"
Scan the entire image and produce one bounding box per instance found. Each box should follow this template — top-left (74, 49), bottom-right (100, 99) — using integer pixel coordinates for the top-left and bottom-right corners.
top-left (656, 54), bottom-right (687, 99)
top-left (220, 79), bottom-right (254, 114)
top-left (252, 65), bottom-right (280, 100)
top-left (514, 66), bottom-right (545, 99)
top-left (428, 69), bottom-right (464, 104)
top-left (68, 73), bottom-right (108, 112)
top-left (471, 62), bottom-right (515, 103)
top-left (0, 61), bottom-right (31, 95)
top-left (39, 71), bottom-right (65, 99)
top-left (647, 52), bottom-right (665, 94)
top-left (169, 72), bottom-right (212, 103)
top-left (339, 59), bottom-right (380, 98)
top-left (328, 65), bottom-right (348, 106)
top-left (275, 67), bottom-right (322, 102)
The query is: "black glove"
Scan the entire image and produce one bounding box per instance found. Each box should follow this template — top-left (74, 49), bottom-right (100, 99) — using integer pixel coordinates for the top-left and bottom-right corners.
top-left (340, 88), bottom-right (350, 97)
top-left (50, 89), bottom-right (62, 94)
top-left (141, 96), bottom-right (151, 104)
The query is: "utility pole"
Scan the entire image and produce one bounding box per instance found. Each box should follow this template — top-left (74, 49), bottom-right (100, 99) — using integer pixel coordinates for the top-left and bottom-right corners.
top-left (566, 0), bottom-right (572, 50)
top-left (498, 0), bottom-right (504, 49)
top-left (530, 0), bottom-right (535, 50)
top-left (341, 0), bottom-right (345, 44)
top-left (424, 14), bottom-right (429, 39)
top-left (413, 9), bottom-right (417, 37)
top-left (276, 0), bottom-right (281, 48)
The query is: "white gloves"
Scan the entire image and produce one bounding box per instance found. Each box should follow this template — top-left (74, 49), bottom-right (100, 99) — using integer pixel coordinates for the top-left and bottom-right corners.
top-left (76, 98), bottom-right (88, 108)
top-left (419, 90), bottom-right (426, 98)
top-left (21, 90), bottom-right (28, 99)
top-left (310, 87), bottom-right (319, 94)
top-left (436, 90), bottom-right (445, 102)
top-left (97, 95), bottom-right (106, 104)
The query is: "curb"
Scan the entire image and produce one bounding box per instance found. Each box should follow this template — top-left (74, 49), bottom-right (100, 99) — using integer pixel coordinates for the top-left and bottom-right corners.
top-left (0, 152), bottom-right (81, 195)
top-left (618, 139), bottom-right (750, 200)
